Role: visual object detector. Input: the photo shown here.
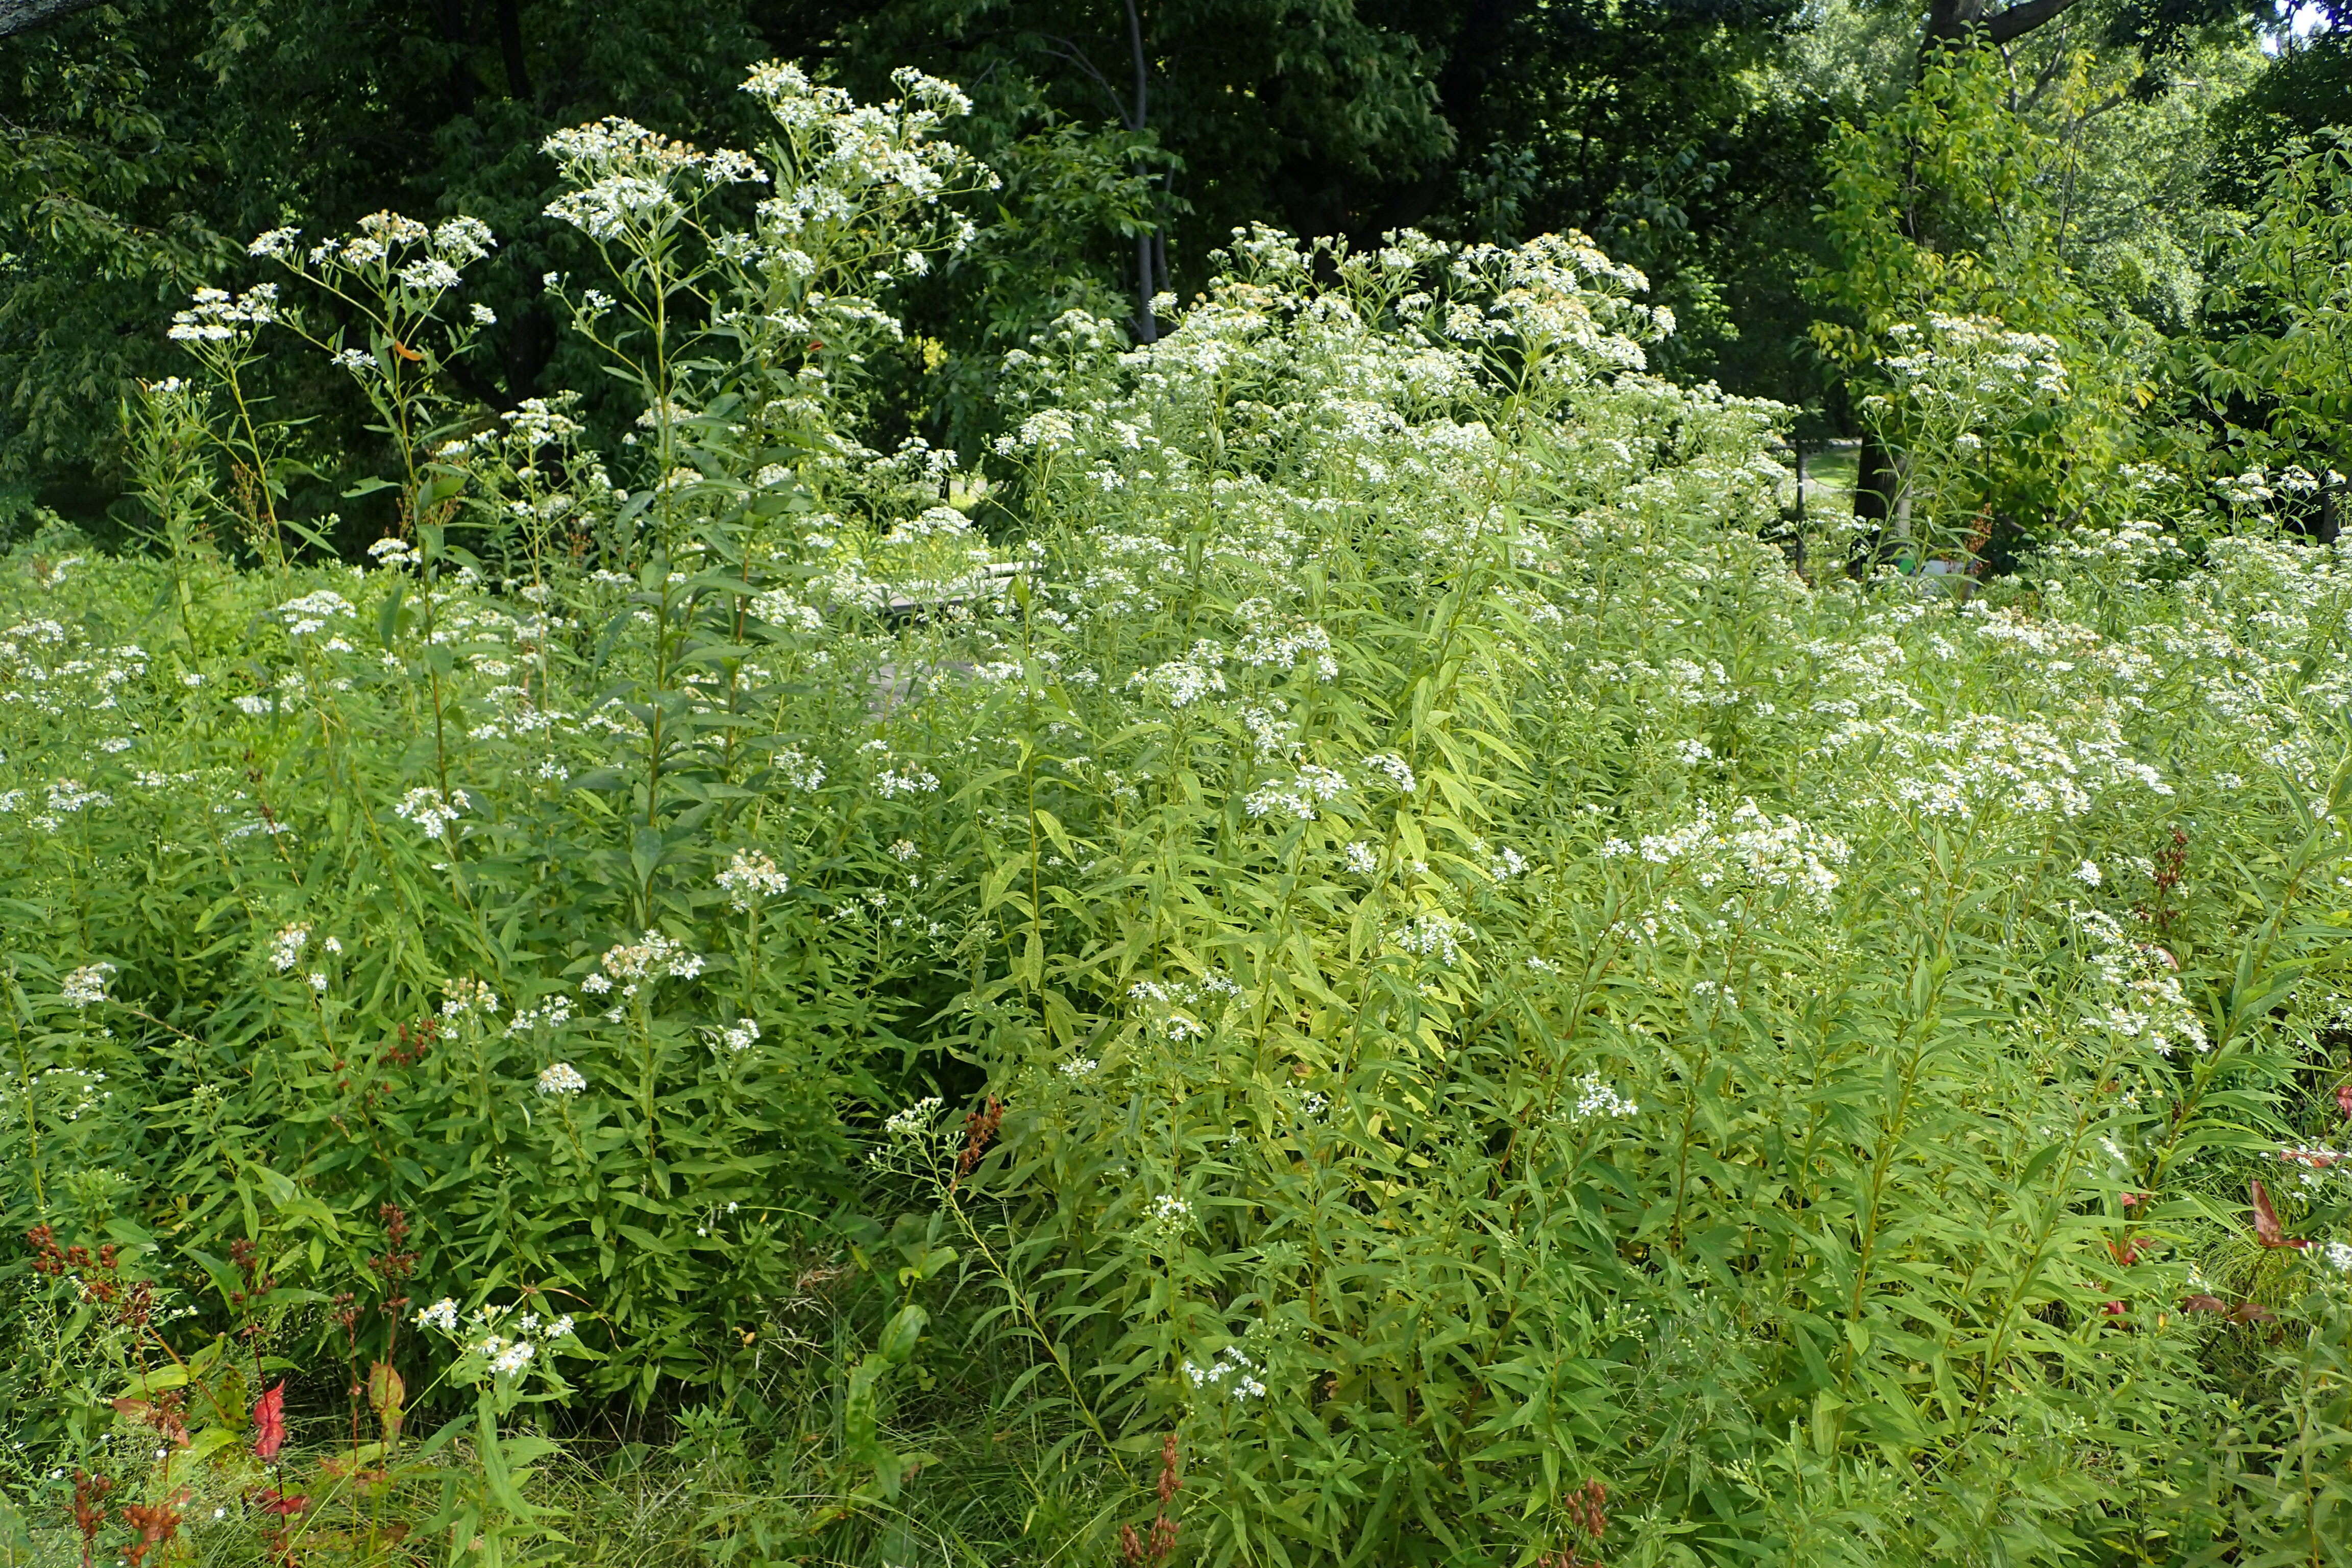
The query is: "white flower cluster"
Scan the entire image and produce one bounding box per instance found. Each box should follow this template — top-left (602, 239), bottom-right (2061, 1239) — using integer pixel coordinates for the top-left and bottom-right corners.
top-left (1183, 1345), bottom-right (1266, 1399)
top-left (717, 848), bottom-right (791, 911)
top-left (582, 930), bottom-right (704, 997)
top-left (506, 996), bottom-right (575, 1039)
top-left (1630, 799), bottom-right (1848, 908)
top-left (1879, 313), bottom-right (2068, 403)
top-left (536, 1062), bottom-right (587, 1096)
top-left (541, 116), bottom-right (769, 240)
top-left (750, 587), bottom-right (824, 634)
top-left (268, 923), bottom-right (309, 973)
top-left (1569, 1074), bottom-right (1639, 1121)
top-left (884, 1096), bottom-right (943, 1138)
top-left (2070, 908), bottom-right (2207, 1056)
top-left (1391, 911), bottom-right (1472, 967)
top-left (443, 978), bottom-right (500, 1018)
top-left (278, 590), bottom-right (356, 637)
top-left (874, 765), bottom-right (941, 797)
top-left (467, 1300), bottom-right (579, 1377)
top-left (1244, 765), bottom-right (1349, 822)
top-left (1134, 653), bottom-right (1227, 710)
top-left (60, 962), bottom-right (115, 1008)
top-left (1127, 972), bottom-right (1243, 1041)
top-left (393, 786), bottom-right (465, 837)
top-left (772, 746), bottom-right (827, 792)
top-left (0, 619), bottom-right (146, 720)
top-left (168, 284), bottom-right (278, 342)
top-left (1829, 712), bottom-right (2167, 825)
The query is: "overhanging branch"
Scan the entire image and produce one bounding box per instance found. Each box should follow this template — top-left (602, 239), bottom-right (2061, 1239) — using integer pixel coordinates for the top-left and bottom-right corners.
top-left (0, 0), bottom-right (111, 39)
top-left (1922, 0), bottom-right (2089, 50)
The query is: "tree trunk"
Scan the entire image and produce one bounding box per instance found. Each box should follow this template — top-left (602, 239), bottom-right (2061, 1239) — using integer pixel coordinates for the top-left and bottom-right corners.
top-left (1848, 433), bottom-right (1899, 578)
top-left (495, 0), bottom-right (532, 100)
top-left (1125, 0), bottom-right (1158, 344)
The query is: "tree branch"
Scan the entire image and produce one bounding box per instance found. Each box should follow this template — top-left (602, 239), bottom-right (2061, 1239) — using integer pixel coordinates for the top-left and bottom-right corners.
top-left (1925, 0), bottom-right (2090, 48)
top-left (1983, 0), bottom-right (2086, 44)
top-left (0, 0), bottom-right (110, 39)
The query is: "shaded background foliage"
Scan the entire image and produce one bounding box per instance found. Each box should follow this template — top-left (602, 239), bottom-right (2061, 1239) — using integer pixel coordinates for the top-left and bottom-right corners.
top-left (7, 0), bottom-right (2328, 530)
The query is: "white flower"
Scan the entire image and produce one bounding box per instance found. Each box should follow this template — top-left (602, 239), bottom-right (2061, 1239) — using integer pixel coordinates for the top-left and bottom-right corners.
top-left (1060, 1056), bottom-right (1098, 1078)
top-left (443, 978), bottom-right (500, 1017)
top-left (504, 996), bottom-right (575, 1038)
top-left (2074, 860), bottom-right (2102, 887)
top-left (1245, 765), bottom-right (1349, 822)
top-left (1362, 752), bottom-right (1416, 793)
top-left (268, 923), bottom-right (309, 972)
top-left (487, 1338), bottom-right (535, 1375)
top-left (884, 1096), bottom-right (942, 1137)
top-left (393, 787), bottom-right (464, 836)
top-left (591, 930), bottom-right (703, 989)
top-left (1391, 911), bottom-right (1471, 966)
top-left (1343, 841), bottom-right (1380, 876)
top-left (536, 1062), bottom-right (587, 1095)
top-left (398, 257), bottom-right (462, 293)
top-left (470, 303), bottom-right (498, 325)
top-left (1568, 1073), bottom-right (1638, 1121)
top-left (414, 1297), bottom-right (460, 1333)
top-left (874, 765), bottom-right (941, 797)
top-left (717, 848), bottom-right (791, 911)
top-left (61, 962), bottom-right (115, 1008)
top-left (2319, 1239), bottom-right (2352, 1273)
top-left (1182, 1345), bottom-right (1265, 1399)
top-left (773, 746), bottom-right (826, 791)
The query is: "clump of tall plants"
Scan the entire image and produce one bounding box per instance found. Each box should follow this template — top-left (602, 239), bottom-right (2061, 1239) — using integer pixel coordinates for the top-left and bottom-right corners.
top-left (5, 58), bottom-right (2352, 1568)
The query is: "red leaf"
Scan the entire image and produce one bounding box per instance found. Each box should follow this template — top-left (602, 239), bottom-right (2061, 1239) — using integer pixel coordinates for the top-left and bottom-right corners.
top-left (2230, 1301), bottom-right (2276, 1324)
top-left (252, 1382), bottom-right (286, 1462)
top-left (2100, 1300), bottom-right (2126, 1316)
top-left (256, 1489), bottom-right (307, 1517)
top-left (2250, 1178), bottom-right (2309, 1250)
top-left (2336, 1083), bottom-right (2352, 1120)
top-left (2180, 1294), bottom-right (2229, 1313)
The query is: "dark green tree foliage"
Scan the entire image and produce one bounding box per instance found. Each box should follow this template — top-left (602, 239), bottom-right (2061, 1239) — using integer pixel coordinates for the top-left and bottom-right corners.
top-left (5, 0), bottom-right (1838, 513)
top-left (0, 0), bottom-right (780, 496)
top-left (2210, 32), bottom-right (2352, 194)
top-left (0, 6), bottom-right (235, 491)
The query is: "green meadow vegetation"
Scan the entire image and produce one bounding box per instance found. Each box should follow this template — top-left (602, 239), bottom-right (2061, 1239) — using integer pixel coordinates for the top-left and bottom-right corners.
top-left (9, 5), bottom-right (2352, 1565)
